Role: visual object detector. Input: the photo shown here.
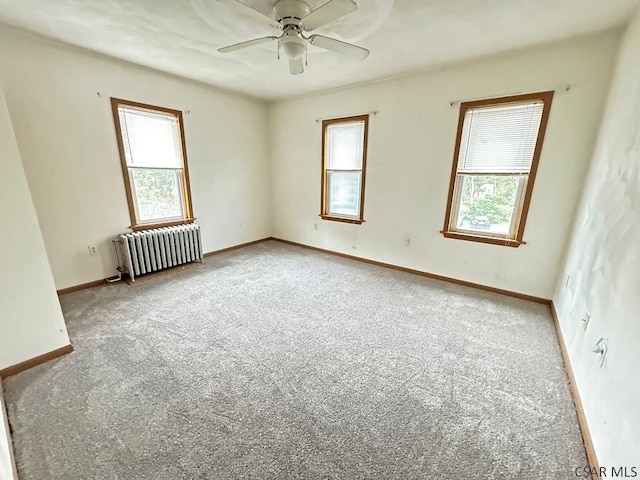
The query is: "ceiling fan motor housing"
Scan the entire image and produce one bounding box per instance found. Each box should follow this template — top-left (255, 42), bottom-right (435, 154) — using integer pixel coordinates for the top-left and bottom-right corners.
top-left (273, 0), bottom-right (311, 26)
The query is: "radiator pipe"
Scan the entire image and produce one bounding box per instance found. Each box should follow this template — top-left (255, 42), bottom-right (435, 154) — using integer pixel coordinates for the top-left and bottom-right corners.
top-left (105, 239), bottom-right (123, 283)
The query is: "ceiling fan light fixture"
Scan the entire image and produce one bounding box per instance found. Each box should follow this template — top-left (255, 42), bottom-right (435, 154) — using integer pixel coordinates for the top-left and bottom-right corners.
top-left (281, 40), bottom-right (306, 59)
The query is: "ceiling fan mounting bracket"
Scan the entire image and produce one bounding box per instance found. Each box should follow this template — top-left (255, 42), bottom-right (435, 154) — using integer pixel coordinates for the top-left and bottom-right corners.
top-left (282, 24), bottom-right (303, 35)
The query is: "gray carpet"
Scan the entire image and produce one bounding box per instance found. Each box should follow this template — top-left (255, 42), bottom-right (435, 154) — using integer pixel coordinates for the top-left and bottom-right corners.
top-left (4, 240), bottom-right (587, 479)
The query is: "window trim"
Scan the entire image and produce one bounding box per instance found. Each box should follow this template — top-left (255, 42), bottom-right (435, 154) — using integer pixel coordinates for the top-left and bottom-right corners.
top-left (320, 114), bottom-right (369, 225)
top-left (442, 91), bottom-right (554, 247)
top-left (111, 97), bottom-right (194, 231)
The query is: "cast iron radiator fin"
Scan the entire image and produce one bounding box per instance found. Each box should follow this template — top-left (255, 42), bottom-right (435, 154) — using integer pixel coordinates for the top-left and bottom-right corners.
top-left (118, 224), bottom-right (202, 282)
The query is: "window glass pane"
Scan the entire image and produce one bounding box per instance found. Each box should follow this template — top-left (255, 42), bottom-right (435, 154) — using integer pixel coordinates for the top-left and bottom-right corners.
top-left (119, 107), bottom-right (182, 168)
top-left (327, 121), bottom-right (365, 170)
top-left (130, 168), bottom-right (184, 221)
top-left (327, 171), bottom-right (361, 217)
top-left (455, 175), bottom-right (521, 236)
top-left (458, 102), bottom-right (543, 173)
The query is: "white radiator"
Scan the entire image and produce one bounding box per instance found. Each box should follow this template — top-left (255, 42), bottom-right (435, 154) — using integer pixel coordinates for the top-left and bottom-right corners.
top-left (118, 224), bottom-right (202, 281)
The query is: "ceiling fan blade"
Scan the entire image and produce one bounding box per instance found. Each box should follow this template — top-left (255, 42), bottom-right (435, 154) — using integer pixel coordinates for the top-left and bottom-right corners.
top-left (216, 0), bottom-right (280, 29)
top-left (289, 57), bottom-right (305, 75)
top-left (218, 36), bottom-right (278, 53)
top-left (301, 0), bottom-right (357, 31)
top-left (308, 35), bottom-right (369, 60)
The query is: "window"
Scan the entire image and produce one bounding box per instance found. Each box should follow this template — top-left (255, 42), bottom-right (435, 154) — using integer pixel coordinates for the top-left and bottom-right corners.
top-left (442, 91), bottom-right (553, 247)
top-left (321, 115), bottom-right (369, 224)
top-left (111, 98), bottom-right (194, 231)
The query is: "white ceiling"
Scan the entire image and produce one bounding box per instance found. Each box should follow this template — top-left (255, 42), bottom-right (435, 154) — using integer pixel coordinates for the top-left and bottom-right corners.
top-left (0, 0), bottom-right (637, 101)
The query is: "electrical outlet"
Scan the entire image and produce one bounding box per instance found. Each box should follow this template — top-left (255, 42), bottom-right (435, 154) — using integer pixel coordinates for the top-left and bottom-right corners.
top-left (238, 221), bottom-right (243, 229)
top-left (314, 221), bottom-right (318, 230)
top-left (405, 233), bottom-right (412, 247)
top-left (88, 245), bottom-right (99, 256)
top-left (581, 312), bottom-right (591, 331)
top-left (352, 239), bottom-right (357, 249)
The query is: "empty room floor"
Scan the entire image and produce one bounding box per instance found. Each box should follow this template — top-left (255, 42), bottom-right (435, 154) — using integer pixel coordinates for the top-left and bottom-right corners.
top-left (4, 241), bottom-right (587, 479)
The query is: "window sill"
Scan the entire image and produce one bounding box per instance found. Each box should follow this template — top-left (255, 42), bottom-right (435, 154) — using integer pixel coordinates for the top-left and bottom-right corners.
top-left (320, 214), bottom-right (364, 225)
top-left (441, 230), bottom-right (525, 248)
top-left (130, 218), bottom-right (195, 231)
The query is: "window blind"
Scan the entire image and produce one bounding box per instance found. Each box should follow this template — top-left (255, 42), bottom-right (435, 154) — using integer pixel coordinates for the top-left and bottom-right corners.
top-left (326, 121), bottom-right (365, 170)
top-left (118, 107), bottom-right (183, 169)
top-left (457, 102), bottom-right (544, 174)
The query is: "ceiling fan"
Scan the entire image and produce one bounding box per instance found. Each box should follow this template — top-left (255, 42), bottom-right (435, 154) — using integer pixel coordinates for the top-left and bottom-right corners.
top-left (216, 0), bottom-right (370, 75)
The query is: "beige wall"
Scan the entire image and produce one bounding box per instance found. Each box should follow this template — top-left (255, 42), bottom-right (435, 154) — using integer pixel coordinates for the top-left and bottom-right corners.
top-left (269, 32), bottom-right (619, 299)
top-left (554, 7), bottom-right (640, 466)
top-left (0, 87), bottom-right (70, 371)
top-left (0, 26), bottom-right (271, 290)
